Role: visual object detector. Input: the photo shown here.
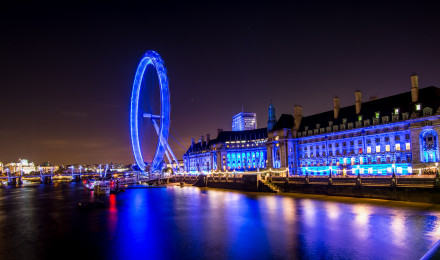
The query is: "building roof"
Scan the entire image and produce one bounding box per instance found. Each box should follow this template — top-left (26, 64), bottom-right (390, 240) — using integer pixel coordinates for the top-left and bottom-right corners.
top-left (272, 114), bottom-right (294, 131)
top-left (297, 86), bottom-right (440, 132)
top-left (185, 128), bottom-right (268, 155)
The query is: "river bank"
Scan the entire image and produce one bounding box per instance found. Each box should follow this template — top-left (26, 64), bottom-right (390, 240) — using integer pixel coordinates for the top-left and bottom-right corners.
top-left (170, 174), bottom-right (440, 204)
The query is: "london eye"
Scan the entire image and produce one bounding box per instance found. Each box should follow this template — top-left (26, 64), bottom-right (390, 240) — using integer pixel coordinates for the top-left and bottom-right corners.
top-left (130, 51), bottom-right (178, 173)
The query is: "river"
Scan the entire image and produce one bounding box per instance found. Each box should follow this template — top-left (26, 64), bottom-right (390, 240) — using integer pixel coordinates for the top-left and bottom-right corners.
top-left (0, 182), bottom-right (439, 259)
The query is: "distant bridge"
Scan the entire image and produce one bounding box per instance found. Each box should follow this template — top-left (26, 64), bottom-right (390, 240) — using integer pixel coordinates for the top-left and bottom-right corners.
top-left (0, 172), bottom-right (140, 185)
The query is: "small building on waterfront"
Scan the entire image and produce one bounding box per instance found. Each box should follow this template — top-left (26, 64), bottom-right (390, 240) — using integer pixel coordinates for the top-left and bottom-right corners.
top-left (183, 128), bottom-right (268, 173)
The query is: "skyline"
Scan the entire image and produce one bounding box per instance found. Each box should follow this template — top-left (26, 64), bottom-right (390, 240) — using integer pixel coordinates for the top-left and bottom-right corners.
top-left (1, 1), bottom-right (440, 164)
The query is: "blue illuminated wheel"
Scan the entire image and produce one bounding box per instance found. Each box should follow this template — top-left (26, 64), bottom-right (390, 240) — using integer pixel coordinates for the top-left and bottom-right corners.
top-left (130, 51), bottom-right (170, 173)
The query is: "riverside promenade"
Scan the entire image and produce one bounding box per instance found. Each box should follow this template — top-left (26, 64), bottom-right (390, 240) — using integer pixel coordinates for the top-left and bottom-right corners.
top-left (169, 173), bottom-right (440, 204)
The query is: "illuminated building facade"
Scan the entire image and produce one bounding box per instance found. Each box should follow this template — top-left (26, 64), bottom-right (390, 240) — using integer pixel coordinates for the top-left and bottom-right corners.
top-left (232, 112), bottom-right (257, 131)
top-left (184, 74), bottom-right (440, 176)
top-left (5, 158), bottom-right (36, 174)
top-left (183, 129), bottom-right (268, 173)
top-left (287, 74), bottom-right (440, 176)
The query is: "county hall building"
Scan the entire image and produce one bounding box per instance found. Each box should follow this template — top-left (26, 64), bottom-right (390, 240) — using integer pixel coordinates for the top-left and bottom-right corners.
top-left (184, 74), bottom-right (440, 176)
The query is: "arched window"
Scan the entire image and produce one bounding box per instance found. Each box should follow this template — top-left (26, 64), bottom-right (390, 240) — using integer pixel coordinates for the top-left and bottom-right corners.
top-left (419, 129), bottom-right (439, 163)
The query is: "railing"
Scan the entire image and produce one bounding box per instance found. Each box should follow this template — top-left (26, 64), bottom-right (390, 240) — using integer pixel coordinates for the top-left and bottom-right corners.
top-left (268, 175), bottom-right (438, 188)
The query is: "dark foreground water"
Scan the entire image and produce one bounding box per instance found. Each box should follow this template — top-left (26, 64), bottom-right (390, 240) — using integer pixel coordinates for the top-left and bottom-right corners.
top-left (0, 183), bottom-right (440, 260)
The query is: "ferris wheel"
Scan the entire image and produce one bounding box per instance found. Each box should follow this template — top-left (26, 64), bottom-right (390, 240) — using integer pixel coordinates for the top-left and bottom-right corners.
top-left (130, 51), bottom-right (179, 173)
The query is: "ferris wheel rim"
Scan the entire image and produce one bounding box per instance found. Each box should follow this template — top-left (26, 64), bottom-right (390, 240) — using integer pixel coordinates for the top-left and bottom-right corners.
top-left (130, 50), bottom-right (170, 173)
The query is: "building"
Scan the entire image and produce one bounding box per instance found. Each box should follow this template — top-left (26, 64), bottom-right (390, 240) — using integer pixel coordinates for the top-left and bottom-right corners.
top-left (274, 74), bottom-right (440, 176)
top-left (184, 74), bottom-right (440, 176)
top-left (232, 112), bottom-right (257, 131)
top-left (183, 129), bottom-right (268, 173)
top-left (5, 158), bottom-right (36, 174)
top-left (267, 102), bottom-right (277, 131)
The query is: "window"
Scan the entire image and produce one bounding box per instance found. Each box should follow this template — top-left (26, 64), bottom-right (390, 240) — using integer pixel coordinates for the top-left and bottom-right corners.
top-left (415, 103), bottom-right (421, 111)
top-left (394, 108), bottom-right (399, 115)
top-left (376, 145), bottom-right (381, 153)
top-left (350, 141), bottom-right (354, 146)
top-left (406, 143), bottom-right (410, 150)
top-left (405, 134), bottom-right (410, 140)
top-left (395, 144), bottom-right (400, 151)
top-left (386, 145), bottom-right (390, 152)
top-left (423, 107), bottom-right (433, 117)
top-left (375, 112), bottom-right (380, 119)
top-left (395, 135), bottom-right (400, 141)
top-left (375, 138), bottom-right (380, 143)
top-left (385, 137), bottom-right (389, 142)
top-left (367, 147), bottom-right (371, 153)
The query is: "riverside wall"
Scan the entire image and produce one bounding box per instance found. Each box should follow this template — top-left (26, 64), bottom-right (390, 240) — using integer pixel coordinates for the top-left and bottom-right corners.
top-left (172, 174), bottom-right (440, 204)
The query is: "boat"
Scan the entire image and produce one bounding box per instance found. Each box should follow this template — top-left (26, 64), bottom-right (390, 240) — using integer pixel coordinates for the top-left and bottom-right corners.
top-left (83, 179), bottom-right (96, 190)
top-left (94, 181), bottom-right (110, 195)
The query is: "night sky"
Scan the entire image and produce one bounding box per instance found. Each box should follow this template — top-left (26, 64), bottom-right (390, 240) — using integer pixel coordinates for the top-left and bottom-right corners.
top-left (1, 1), bottom-right (440, 165)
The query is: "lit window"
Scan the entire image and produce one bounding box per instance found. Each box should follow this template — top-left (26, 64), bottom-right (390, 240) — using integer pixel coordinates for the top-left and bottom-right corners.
top-left (360, 168), bottom-right (364, 174)
top-left (406, 143), bottom-right (410, 150)
top-left (407, 166), bottom-right (412, 173)
top-left (368, 168), bottom-right (373, 174)
top-left (395, 143), bottom-right (400, 151)
top-left (386, 145), bottom-right (390, 152)
top-left (397, 167), bottom-right (402, 174)
top-left (376, 145), bottom-right (381, 153)
top-left (360, 157), bottom-right (363, 164)
top-left (275, 136), bottom-right (279, 140)
top-left (375, 112), bottom-right (380, 119)
top-left (367, 147), bottom-right (371, 153)
top-left (394, 108), bottom-right (399, 115)
top-left (416, 104), bottom-right (421, 111)
top-left (343, 158), bottom-right (347, 165)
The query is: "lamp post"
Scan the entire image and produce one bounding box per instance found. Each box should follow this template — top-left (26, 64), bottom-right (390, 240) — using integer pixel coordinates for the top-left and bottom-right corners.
top-left (435, 162), bottom-right (439, 178)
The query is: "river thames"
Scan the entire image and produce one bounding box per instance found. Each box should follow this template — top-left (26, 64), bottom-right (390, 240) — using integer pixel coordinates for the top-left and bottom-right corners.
top-left (0, 183), bottom-right (439, 259)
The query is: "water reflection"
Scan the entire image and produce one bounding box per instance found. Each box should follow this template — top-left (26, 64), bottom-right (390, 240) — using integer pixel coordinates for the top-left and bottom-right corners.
top-left (0, 183), bottom-right (439, 260)
top-left (352, 204), bottom-right (371, 240)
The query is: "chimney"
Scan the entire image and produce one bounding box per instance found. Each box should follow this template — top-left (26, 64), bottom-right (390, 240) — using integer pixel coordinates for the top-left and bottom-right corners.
top-left (200, 135), bottom-right (204, 145)
top-left (411, 73), bottom-right (419, 103)
top-left (369, 96), bottom-right (378, 101)
top-left (217, 128), bottom-right (223, 135)
top-left (333, 97), bottom-right (340, 119)
top-left (206, 134), bottom-right (210, 142)
top-left (293, 105), bottom-right (303, 130)
top-left (355, 90), bottom-right (362, 114)
top-left (191, 138), bottom-right (195, 146)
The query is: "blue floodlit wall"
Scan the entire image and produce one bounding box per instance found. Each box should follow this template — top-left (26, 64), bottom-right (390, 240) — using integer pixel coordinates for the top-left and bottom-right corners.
top-left (185, 147), bottom-right (267, 173)
top-left (295, 121), bottom-right (414, 176)
top-left (226, 148), bottom-right (266, 171)
top-left (185, 152), bottom-right (213, 173)
top-left (419, 129), bottom-right (439, 163)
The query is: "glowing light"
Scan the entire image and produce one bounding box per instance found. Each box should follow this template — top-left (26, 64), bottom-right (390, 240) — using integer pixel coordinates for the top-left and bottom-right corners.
top-left (130, 51), bottom-right (170, 172)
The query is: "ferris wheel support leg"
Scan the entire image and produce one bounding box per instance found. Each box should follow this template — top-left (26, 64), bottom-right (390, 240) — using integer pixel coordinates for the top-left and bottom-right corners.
top-left (150, 118), bottom-right (179, 167)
